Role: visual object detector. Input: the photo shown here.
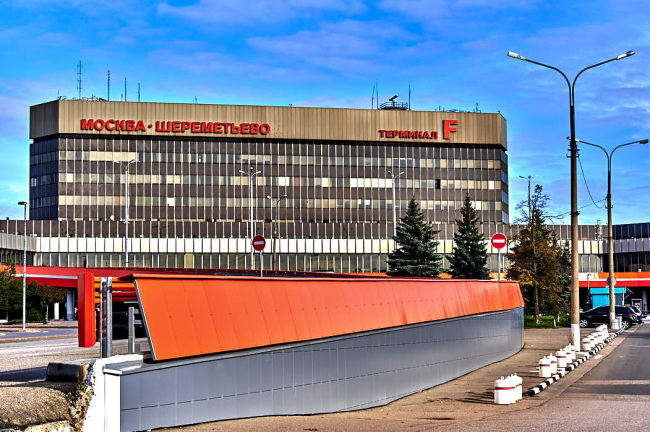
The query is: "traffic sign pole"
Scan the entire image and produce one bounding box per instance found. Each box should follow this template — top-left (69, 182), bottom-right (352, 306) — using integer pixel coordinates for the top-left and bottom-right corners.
top-left (498, 249), bottom-right (501, 281)
top-left (490, 233), bottom-right (507, 281)
top-left (252, 235), bottom-right (266, 277)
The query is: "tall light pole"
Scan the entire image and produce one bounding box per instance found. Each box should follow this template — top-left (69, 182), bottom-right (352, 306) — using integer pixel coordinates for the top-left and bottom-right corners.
top-left (115, 159), bottom-right (136, 267)
top-left (267, 194), bottom-right (287, 271)
top-left (387, 170), bottom-right (404, 237)
top-left (575, 138), bottom-right (648, 329)
top-left (519, 175), bottom-right (537, 222)
top-left (240, 168), bottom-right (261, 270)
top-left (508, 49), bottom-right (635, 349)
top-left (17, 201), bottom-right (27, 331)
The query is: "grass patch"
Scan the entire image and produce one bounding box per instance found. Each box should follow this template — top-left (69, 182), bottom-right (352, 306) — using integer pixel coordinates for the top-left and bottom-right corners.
top-left (524, 315), bottom-right (569, 328)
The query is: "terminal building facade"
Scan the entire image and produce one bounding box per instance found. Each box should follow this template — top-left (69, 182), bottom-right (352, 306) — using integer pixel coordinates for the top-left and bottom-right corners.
top-left (17, 99), bottom-right (511, 272)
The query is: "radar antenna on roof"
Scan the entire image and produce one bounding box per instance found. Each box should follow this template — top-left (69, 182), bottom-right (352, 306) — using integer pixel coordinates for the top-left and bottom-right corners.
top-left (380, 94), bottom-right (408, 110)
top-left (107, 70), bottom-right (111, 101)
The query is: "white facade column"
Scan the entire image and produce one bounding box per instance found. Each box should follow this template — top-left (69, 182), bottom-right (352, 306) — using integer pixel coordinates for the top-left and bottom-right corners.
top-left (66, 291), bottom-right (75, 321)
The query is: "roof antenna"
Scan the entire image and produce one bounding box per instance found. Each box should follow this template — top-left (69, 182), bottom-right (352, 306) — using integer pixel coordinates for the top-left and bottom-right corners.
top-left (107, 70), bottom-right (111, 101)
top-left (376, 80), bottom-right (379, 109)
top-left (408, 81), bottom-right (411, 111)
top-left (371, 84), bottom-right (375, 109)
top-left (124, 77), bottom-right (127, 102)
top-left (77, 61), bottom-right (83, 100)
top-left (138, 83), bottom-right (141, 102)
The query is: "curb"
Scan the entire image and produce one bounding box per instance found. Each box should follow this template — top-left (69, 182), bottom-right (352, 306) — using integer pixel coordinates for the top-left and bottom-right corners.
top-left (527, 328), bottom-right (625, 396)
top-left (0, 334), bottom-right (77, 345)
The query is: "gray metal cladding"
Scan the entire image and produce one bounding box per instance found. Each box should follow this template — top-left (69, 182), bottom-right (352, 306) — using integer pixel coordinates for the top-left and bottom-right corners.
top-left (111, 307), bottom-right (524, 431)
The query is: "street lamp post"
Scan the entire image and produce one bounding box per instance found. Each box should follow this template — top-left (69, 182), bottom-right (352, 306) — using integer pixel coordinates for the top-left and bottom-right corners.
top-left (507, 49), bottom-right (635, 349)
top-left (519, 175), bottom-right (537, 222)
top-left (17, 201), bottom-right (27, 331)
top-left (575, 138), bottom-right (648, 329)
top-left (240, 168), bottom-right (261, 270)
top-left (387, 170), bottom-right (404, 237)
top-left (115, 159), bottom-right (136, 267)
top-left (267, 194), bottom-right (288, 271)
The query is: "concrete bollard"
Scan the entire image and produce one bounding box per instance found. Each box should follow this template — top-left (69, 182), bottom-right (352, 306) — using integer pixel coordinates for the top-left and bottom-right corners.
top-left (582, 337), bottom-right (592, 352)
top-left (511, 373), bottom-right (523, 401)
top-left (556, 348), bottom-right (567, 369)
top-left (565, 344), bottom-right (575, 362)
top-left (548, 352), bottom-right (557, 374)
top-left (539, 356), bottom-right (552, 378)
top-left (494, 376), bottom-right (515, 404)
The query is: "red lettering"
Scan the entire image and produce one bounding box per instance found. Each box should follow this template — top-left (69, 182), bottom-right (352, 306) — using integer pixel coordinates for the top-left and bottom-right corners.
top-left (409, 131), bottom-right (416, 138)
top-left (260, 124), bottom-right (270, 134)
top-left (80, 119), bottom-right (94, 130)
top-left (201, 122), bottom-right (213, 133)
top-left (379, 130), bottom-right (385, 137)
top-left (241, 123), bottom-right (250, 134)
top-left (172, 121), bottom-right (181, 132)
top-left (215, 122), bottom-right (223, 133)
top-left (191, 122), bottom-right (200, 133)
top-left (417, 131), bottom-right (423, 138)
top-left (135, 121), bottom-right (145, 131)
top-left (423, 131), bottom-right (429, 139)
top-left (399, 131), bottom-right (408, 138)
top-left (250, 123), bottom-right (259, 134)
top-left (156, 121), bottom-right (171, 132)
top-left (94, 119), bottom-right (105, 131)
top-left (106, 119), bottom-right (115, 131)
top-left (432, 131), bottom-right (438, 139)
top-left (126, 120), bottom-right (135, 131)
top-left (443, 120), bottom-right (458, 139)
top-left (116, 120), bottom-right (125, 131)
top-left (231, 124), bottom-right (240, 133)
top-left (181, 121), bottom-right (191, 132)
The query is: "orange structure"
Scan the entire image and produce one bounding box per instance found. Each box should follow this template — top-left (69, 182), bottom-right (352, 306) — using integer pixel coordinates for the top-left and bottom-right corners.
top-left (131, 275), bottom-right (523, 361)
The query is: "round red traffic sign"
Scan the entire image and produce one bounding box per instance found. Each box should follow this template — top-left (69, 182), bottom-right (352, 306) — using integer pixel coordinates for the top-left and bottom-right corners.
top-left (491, 233), bottom-right (507, 249)
top-left (252, 235), bottom-right (266, 251)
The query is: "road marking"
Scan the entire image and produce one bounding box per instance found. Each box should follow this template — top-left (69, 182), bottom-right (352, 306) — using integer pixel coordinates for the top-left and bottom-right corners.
top-left (580, 380), bottom-right (650, 385)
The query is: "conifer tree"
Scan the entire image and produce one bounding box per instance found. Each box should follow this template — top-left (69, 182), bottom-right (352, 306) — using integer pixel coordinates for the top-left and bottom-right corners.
top-left (448, 194), bottom-right (490, 279)
top-left (387, 198), bottom-right (442, 277)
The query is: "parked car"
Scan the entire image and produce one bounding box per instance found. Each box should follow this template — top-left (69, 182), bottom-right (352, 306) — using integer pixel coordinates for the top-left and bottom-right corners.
top-left (631, 306), bottom-right (646, 320)
top-left (579, 305), bottom-right (641, 328)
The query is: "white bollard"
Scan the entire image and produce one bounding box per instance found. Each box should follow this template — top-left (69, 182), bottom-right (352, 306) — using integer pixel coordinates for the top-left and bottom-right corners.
top-left (556, 348), bottom-right (567, 369)
top-left (565, 344), bottom-right (575, 362)
top-left (548, 352), bottom-right (557, 374)
top-left (494, 376), bottom-right (515, 404)
top-left (539, 356), bottom-right (552, 378)
top-left (582, 337), bottom-right (592, 352)
top-left (511, 373), bottom-right (523, 401)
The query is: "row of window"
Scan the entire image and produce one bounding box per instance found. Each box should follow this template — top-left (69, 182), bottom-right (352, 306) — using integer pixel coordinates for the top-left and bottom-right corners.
top-left (54, 172), bottom-right (504, 191)
top-left (50, 195), bottom-right (506, 212)
top-left (37, 150), bottom-right (505, 171)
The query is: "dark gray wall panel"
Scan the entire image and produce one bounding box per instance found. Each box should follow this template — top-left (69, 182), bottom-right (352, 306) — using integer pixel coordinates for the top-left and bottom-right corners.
top-left (109, 307), bottom-right (523, 432)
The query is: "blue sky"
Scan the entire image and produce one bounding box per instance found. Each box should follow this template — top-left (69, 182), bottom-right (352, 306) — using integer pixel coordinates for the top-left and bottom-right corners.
top-left (1, 0), bottom-right (649, 225)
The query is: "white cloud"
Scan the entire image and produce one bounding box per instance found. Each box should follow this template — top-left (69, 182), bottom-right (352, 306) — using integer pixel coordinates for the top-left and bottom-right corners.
top-left (158, 0), bottom-right (366, 25)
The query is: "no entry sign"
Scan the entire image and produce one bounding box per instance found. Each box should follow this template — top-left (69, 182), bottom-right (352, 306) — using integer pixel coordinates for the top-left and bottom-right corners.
top-left (252, 235), bottom-right (266, 251)
top-left (491, 233), bottom-right (507, 249)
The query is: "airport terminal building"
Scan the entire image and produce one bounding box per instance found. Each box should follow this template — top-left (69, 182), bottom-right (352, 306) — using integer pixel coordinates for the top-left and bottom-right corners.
top-left (13, 99), bottom-right (511, 272)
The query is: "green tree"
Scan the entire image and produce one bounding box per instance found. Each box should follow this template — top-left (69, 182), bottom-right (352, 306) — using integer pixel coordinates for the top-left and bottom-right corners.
top-left (0, 263), bottom-right (21, 321)
top-left (507, 185), bottom-right (570, 324)
top-left (448, 194), bottom-right (490, 279)
top-left (387, 198), bottom-right (443, 277)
